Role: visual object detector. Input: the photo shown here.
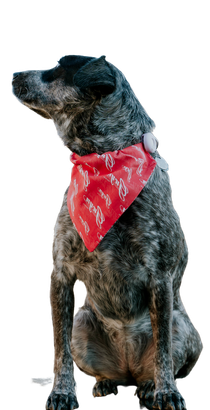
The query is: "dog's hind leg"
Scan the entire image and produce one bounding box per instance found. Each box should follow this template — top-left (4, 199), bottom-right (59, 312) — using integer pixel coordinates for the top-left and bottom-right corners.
top-left (173, 309), bottom-right (203, 380)
top-left (71, 304), bottom-right (131, 396)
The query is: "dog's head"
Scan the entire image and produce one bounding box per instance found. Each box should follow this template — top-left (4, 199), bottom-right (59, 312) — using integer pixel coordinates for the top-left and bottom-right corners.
top-left (12, 55), bottom-right (155, 155)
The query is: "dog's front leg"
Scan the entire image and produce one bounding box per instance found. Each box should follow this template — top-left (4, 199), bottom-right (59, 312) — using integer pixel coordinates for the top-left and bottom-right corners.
top-left (46, 270), bottom-right (79, 410)
top-left (148, 274), bottom-right (186, 410)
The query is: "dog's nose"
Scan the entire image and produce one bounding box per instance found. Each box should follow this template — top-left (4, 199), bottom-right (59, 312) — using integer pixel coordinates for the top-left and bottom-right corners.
top-left (13, 72), bottom-right (21, 80)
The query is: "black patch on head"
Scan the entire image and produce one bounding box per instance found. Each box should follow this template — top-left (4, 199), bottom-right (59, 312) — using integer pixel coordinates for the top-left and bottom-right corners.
top-left (41, 55), bottom-right (115, 96)
top-left (59, 55), bottom-right (95, 69)
top-left (42, 55), bottom-right (95, 86)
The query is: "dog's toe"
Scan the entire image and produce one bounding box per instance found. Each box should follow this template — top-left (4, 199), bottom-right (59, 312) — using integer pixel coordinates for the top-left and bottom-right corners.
top-left (136, 380), bottom-right (155, 399)
top-left (152, 390), bottom-right (186, 410)
top-left (92, 379), bottom-right (118, 397)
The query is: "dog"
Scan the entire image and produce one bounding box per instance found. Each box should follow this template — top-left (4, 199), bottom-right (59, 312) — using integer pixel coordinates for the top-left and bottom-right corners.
top-left (12, 55), bottom-right (202, 410)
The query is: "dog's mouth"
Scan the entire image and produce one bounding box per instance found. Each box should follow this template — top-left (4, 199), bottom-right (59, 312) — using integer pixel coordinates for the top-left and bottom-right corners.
top-left (29, 107), bottom-right (51, 119)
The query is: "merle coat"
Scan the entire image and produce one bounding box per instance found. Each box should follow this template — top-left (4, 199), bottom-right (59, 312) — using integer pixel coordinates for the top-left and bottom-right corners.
top-left (12, 55), bottom-right (202, 410)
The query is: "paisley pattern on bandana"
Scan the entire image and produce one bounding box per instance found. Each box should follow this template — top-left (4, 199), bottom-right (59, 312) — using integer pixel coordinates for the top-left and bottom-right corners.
top-left (67, 143), bottom-right (156, 252)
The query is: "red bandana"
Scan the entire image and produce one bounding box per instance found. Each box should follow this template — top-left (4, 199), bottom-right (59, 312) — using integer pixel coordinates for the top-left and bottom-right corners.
top-left (67, 143), bottom-right (156, 251)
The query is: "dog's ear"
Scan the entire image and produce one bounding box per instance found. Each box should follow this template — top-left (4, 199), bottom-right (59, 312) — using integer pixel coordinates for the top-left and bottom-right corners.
top-left (73, 56), bottom-right (116, 96)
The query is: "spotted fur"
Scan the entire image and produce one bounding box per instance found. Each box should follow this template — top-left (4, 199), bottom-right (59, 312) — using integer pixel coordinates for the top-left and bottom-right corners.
top-left (12, 55), bottom-right (202, 410)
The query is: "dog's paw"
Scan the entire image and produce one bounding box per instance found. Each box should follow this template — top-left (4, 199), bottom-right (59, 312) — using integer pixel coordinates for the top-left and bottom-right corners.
top-left (152, 389), bottom-right (186, 410)
top-left (92, 379), bottom-right (118, 397)
top-left (46, 392), bottom-right (79, 410)
top-left (134, 380), bottom-right (155, 401)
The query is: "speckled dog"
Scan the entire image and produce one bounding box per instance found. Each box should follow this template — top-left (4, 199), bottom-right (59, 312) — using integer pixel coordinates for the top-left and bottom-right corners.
top-left (12, 55), bottom-right (202, 410)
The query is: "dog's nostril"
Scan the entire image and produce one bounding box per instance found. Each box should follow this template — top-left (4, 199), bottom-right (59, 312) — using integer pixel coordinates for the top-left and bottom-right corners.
top-left (13, 72), bottom-right (21, 80)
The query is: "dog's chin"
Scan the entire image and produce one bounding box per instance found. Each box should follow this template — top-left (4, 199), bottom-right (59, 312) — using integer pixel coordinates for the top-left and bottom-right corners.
top-left (29, 107), bottom-right (52, 119)
top-left (20, 102), bottom-right (52, 120)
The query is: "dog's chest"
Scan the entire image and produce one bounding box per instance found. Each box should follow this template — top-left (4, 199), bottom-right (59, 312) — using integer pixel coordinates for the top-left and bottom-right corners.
top-left (80, 250), bottom-right (149, 321)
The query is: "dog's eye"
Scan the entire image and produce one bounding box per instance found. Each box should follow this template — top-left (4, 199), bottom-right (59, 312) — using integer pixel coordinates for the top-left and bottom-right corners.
top-left (42, 68), bottom-right (54, 83)
top-left (42, 65), bottom-right (64, 83)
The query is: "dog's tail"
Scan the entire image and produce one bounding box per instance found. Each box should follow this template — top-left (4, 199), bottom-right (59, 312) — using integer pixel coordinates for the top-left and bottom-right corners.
top-left (30, 376), bottom-right (54, 387)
